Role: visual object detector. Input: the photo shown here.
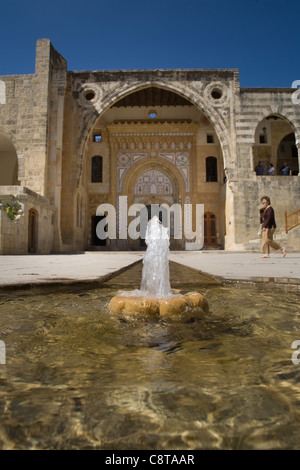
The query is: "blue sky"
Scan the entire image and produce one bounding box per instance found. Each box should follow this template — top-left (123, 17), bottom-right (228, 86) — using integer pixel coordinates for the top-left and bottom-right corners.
top-left (0, 0), bottom-right (299, 87)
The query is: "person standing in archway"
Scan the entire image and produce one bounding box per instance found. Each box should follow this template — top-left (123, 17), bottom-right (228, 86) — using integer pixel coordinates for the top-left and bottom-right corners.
top-left (280, 161), bottom-right (292, 175)
top-left (267, 163), bottom-right (275, 175)
top-left (260, 196), bottom-right (286, 258)
top-left (255, 161), bottom-right (264, 175)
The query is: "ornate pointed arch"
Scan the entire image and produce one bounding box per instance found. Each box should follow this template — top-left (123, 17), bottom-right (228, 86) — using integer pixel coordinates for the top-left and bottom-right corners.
top-left (121, 156), bottom-right (186, 207)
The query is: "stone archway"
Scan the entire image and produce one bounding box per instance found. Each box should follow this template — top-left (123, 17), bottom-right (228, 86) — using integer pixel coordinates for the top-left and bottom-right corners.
top-left (78, 81), bottom-right (228, 251)
top-left (78, 81), bottom-right (232, 179)
top-left (253, 114), bottom-right (299, 175)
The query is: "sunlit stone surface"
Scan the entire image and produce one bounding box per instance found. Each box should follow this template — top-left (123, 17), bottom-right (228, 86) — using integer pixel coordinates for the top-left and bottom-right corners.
top-left (108, 290), bottom-right (209, 319)
top-left (108, 216), bottom-right (209, 319)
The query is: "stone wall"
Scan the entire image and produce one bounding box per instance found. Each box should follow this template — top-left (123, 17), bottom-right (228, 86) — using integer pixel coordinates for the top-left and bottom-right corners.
top-left (0, 186), bottom-right (56, 255)
top-left (0, 39), bottom-right (67, 198)
top-left (226, 86), bottom-right (300, 251)
top-left (230, 175), bottom-right (300, 251)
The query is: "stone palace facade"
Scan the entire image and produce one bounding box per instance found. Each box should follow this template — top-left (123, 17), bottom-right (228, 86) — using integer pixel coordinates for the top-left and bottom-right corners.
top-left (0, 39), bottom-right (299, 254)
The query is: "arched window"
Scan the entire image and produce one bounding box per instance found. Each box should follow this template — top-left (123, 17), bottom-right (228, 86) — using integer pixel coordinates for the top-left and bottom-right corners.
top-left (206, 156), bottom-right (218, 182)
top-left (91, 156), bottom-right (103, 182)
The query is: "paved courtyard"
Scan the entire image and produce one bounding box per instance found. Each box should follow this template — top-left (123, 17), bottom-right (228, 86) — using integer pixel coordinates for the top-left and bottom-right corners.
top-left (0, 251), bottom-right (299, 287)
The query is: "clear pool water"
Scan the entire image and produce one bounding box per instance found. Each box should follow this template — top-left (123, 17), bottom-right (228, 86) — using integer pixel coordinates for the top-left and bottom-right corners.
top-left (0, 262), bottom-right (299, 450)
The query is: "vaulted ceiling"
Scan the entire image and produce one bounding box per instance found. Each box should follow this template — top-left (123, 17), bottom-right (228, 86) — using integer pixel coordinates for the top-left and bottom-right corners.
top-left (112, 87), bottom-right (193, 108)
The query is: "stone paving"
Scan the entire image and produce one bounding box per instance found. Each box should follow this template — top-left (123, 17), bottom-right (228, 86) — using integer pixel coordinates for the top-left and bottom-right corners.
top-left (0, 251), bottom-right (299, 287)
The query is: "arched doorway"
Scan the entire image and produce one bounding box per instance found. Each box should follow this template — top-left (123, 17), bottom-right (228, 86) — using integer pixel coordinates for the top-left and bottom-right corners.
top-left (134, 169), bottom-right (175, 247)
top-left (126, 162), bottom-right (183, 250)
top-left (28, 209), bottom-right (38, 253)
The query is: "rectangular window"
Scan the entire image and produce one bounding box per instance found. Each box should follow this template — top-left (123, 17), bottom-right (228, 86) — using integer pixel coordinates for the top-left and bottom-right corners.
top-left (92, 156), bottom-right (103, 182)
top-left (93, 134), bottom-right (102, 143)
top-left (206, 156), bottom-right (218, 182)
top-left (259, 134), bottom-right (267, 144)
top-left (207, 134), bottom-right (214, 144)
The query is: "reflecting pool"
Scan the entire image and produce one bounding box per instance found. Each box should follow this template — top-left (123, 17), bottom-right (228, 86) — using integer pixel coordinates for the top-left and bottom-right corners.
top-left (0, 261), bottom-right (300, 450)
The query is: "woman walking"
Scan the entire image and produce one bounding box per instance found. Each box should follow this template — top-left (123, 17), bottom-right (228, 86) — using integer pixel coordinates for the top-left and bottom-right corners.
top-left (260, 196), bottom-right (286, 258)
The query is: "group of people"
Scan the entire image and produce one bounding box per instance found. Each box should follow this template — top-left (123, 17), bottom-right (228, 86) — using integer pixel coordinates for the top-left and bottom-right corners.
top-left (255, 161), bottom-right (292, 176)
top-left (259, 196), bottom-right (286, 258)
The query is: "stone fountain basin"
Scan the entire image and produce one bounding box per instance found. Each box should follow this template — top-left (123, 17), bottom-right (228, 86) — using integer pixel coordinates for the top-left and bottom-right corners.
top-left (108, 290), bottom-right (209, 320)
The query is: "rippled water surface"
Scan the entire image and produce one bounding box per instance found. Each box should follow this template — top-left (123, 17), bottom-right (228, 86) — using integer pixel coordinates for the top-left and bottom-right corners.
top-left (0, 261), bottom-right (300, 450)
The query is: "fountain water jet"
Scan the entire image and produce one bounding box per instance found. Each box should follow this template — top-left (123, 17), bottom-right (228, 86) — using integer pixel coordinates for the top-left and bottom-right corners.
top-left (108, 216), bottom-right (209, 319)
top-left (140, 215), bottom-right (172, 298)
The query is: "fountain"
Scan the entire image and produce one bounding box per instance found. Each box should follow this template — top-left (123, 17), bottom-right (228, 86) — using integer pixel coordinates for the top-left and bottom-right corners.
top-left (108, 216), bottom-right (209, 319)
